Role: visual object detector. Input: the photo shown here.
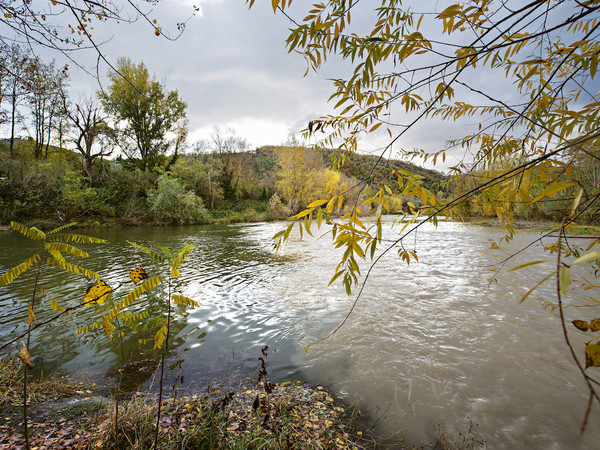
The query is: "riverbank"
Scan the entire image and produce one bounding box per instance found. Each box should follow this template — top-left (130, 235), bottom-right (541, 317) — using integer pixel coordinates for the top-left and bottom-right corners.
top-left (0, 357), bottom-right (484, 449)
top-left (0, 358), bottom-right (367, 449)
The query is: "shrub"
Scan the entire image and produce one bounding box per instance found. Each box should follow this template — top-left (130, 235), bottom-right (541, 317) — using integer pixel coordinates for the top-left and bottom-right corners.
top-left (267, 193), bottom-right (291, 220)
top-left (148, 176), bottom-right (211, 224)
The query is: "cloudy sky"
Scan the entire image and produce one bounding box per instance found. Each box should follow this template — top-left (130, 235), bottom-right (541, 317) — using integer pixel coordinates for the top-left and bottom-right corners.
top-left (7, 0), bottom-right (592, 172)
top-left (18, 0), bottom-right (470, 172)
top-left (61, 1), bottom-right (347, 150)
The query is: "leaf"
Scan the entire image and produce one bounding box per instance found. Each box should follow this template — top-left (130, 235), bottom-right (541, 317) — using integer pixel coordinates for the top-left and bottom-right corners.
top-left (103, 316), bottom-right (115, 336)
top-left (585, 343), bottom-right (600, 368)
top-left (46, 258), bottom-right (101, 279)
top-left (46, 234), bottom-right (106, 244)
top-left (18, 346), bottom-right (33, 369)
top-left (171, 245), bottom-right (194, 269)
top-left (308, 199), bottom-right (328, 208)
top-left (572, 320), bottom-right (591, 331)
top-left (591, 319), bottom-right (600, 332)
top-left (572, 250), bottom-right (600, 265)
top-left (172, 294), bottom-right (199, 308)
top-left (27, 303), bottom-right (35, 326)
top-left (520, 271), bottom-right (555, 303)
top-left (508, 260), bottom-right (546, 271)
top-left (47, 222), bottom-right (78, 234)
top-left (108, 276), bottom-right (162, 320)
top-left (326, 196), bottom-right (337, 215)
top-left (11, 221), bottom-right (45, 240)
top-left (45, 242), bottom-right (89, 258)
top-left (50, 298), bottom-right (63, 312)
top-left (559, 267), bottom-right (570, 296)
top-left (84, 280), bottom-right (113, 305)
top-left (531, 181), bottom-right (577, 203)
top-left (305, 343), bottom-right (311, 352)
top-left (129, 265), bottom-right (149, 284)
top-left (154, 323), bottom-right (168, 349)
top-left (127, 241), bottom-right (166, 263)
top-left (0, 253), bottom-right (41, 286)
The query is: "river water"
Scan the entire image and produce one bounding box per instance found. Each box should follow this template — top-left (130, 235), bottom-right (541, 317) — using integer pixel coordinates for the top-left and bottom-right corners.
top-left (0, 219), bottom-right (599, 448)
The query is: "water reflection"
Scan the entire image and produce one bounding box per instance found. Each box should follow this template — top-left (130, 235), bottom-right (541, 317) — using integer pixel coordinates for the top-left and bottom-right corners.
top-left (0, 221), bottom-right (599, 448)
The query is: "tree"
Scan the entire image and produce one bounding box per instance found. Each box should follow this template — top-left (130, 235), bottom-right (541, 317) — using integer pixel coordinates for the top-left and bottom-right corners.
top-left (0, 44), bottom-right (34, 158)
top-left (64, 96), bottom-right (115, 186)
top-left (249, 0), bottom-right (600, 431)
top-left (27, 59), bottom-right (69, 159)
top-left (98, 58), bottom-right (188, 170)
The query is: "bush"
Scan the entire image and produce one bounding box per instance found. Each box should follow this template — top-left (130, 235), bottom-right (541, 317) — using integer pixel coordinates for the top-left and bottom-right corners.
top-left (148, 176), bottom-right (211, 224)
top-left (267, 193), bottom-right (291, 219)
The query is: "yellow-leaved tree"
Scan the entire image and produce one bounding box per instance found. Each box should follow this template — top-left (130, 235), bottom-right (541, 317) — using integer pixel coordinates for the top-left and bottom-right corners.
top-left (248, 0), bottom-right (600, 431)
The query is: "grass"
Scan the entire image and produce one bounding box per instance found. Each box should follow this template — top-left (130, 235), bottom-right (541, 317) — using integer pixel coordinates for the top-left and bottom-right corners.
top-left (92, 381), bottom-right (364, 449)
top-left (1, 357), bottom-right (486, 449)
top-left (0, 357), bottom-right (80, 405)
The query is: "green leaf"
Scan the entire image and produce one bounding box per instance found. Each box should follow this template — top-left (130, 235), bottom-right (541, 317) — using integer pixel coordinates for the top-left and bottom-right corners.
top-left (127, 241), bottom-right (167, 262)
top-left (559, 267), bottom-right (570, 296)
top-left (572, 250), bottom-right (600, 265)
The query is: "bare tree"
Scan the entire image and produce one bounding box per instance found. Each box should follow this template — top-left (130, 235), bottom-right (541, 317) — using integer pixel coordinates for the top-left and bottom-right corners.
top-left (65, 95), bottom-right (115, 186)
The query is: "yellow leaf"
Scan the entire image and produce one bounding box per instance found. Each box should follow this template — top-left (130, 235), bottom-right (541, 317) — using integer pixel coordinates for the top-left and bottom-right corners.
top-left (532, 181), bottom-right (576, 203)
top-left (84, 279), bottom-right (112, 305)
top-left (305, 343), bottom-right (311, 352)
top-left (129, 265), bottom-right (149, 284)
top-left (18, 346), bottom-right (33, 369)
top-left (308, 199), bottom-right (328, 208)
top-left (585, 343), bottom-right (600, 368)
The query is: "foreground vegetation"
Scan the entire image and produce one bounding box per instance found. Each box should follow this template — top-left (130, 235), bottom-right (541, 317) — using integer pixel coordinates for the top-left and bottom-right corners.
top-left (0, 358), bottom-right (485, 449)
top-left (0, 358), bottom-right (362, 449)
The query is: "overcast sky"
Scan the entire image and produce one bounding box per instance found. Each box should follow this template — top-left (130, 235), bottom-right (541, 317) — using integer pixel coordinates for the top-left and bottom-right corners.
top-left (7, 0), bottom-right (595, 172)
top-left (22, 0), bottom-right (469, 172)
top-left (60, 1), bottom-right (342, 150)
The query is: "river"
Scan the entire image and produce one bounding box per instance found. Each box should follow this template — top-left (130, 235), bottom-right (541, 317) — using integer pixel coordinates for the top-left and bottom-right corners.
top-left (0, 219), bottom-right (598, 448)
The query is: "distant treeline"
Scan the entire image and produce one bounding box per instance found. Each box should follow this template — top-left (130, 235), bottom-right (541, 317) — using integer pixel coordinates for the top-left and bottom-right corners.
top-left (0, 138), bottom-right (448, 227)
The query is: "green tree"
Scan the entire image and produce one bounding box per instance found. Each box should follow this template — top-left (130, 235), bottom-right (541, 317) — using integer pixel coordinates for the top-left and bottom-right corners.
top-left (98, 58), bottom-right (187, 170)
